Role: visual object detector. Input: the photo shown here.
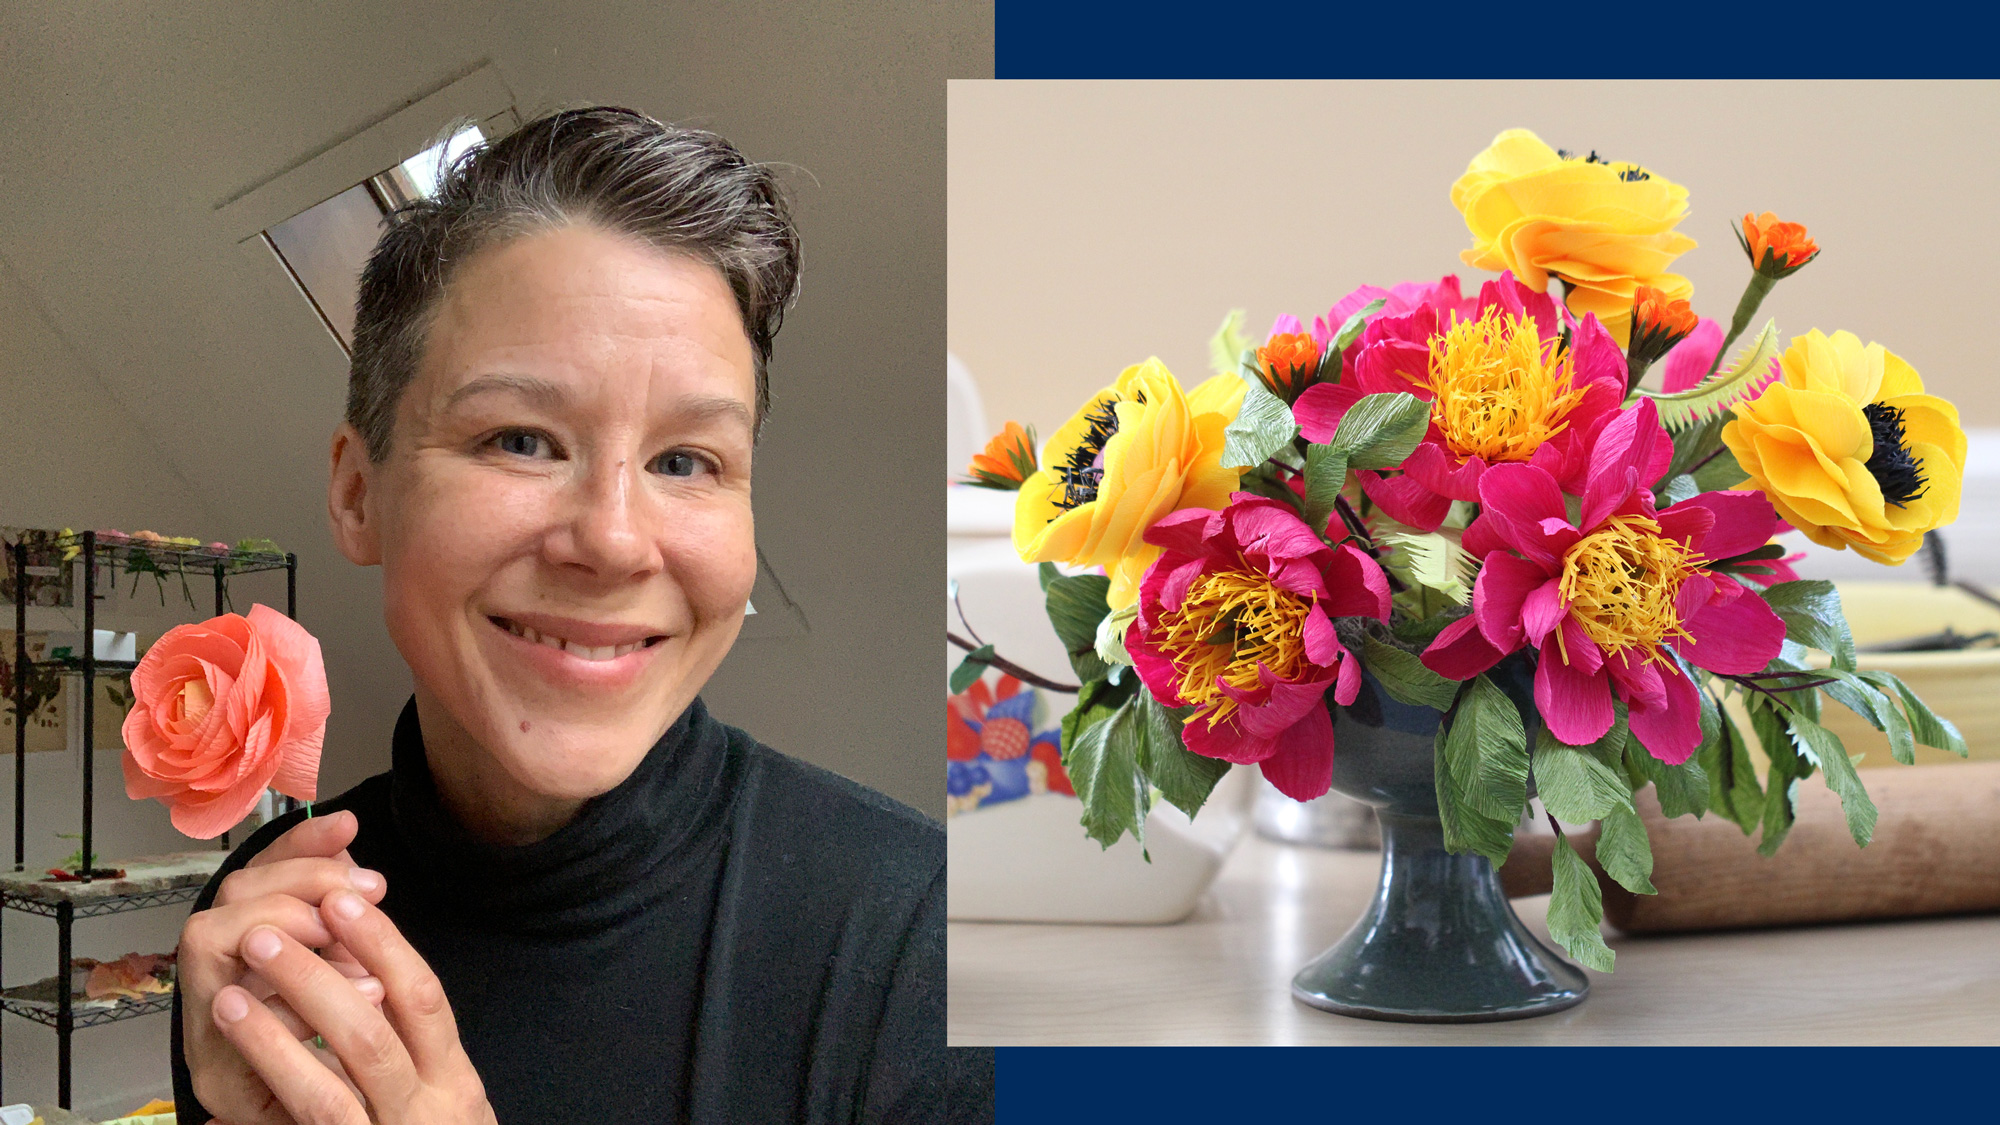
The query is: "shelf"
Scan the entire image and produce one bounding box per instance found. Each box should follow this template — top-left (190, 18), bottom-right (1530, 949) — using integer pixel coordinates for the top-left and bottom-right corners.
top-left (0, 852), bottom-right (223, 917)
top-left (51, 535), bottom-right (291, 577)
top-left (0, 974), bottom-right (174, 1030)
top-left (33, 656), bottom-right (136, 676)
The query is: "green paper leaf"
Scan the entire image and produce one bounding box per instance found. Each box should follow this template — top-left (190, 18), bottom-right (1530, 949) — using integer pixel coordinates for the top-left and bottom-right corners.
top-left (1787, 710), bottom-right (1878, 847)
top-left (1360, 634), bottom-right (1460, 711)
top-left (1547, 834), bottom-right (1615, 972)
top-left (949, 645), bottom-right (994, 694)
top-left (1209, 308), bottom-right (1254, 379)
top-left (1691, 445), bottom-right (1748, 492)
top-left (1857, 669), bottom-right (1969, 758)
top-left (1433, 712), bottom-right (1517, 868)
top-left (1131, 690), bottom-right (1232, 820)
top-left (1756, 710), bottom-right (1802, 855)
top-left (1643, 319), bottom-right (1782, 432)
top-left (1626, 735), bottom-right (1710, 820)
top-left (1818, 668), bottom-right (1913, 765)
top-left (1379, 530), bottom-right (1473, 606)
top-left (1759, 580), bottom-right (1857, 672)
top-left (1332, 297), bottom-right (1387, 352)
top-left (1533, 726), bottom-right (1632, 825)
top-left (1044, 572), bottom-right (1114, 682)
top-left (1454, 675), bottom-right (1529, 825)
top-left (1596, 802), bottom-right (1658, 895)
top-left (1037, 561), bottom-right (1060, 593)
top-left (1222, 379), bottom-right (1298, 470)
top-left (1327, 392), bottom-right (1430, 470)
top-left (1064, 699), bottom-right (1151, 853)
top-left (1657, 473), bottom-right (1699, 507)
top-left (1060, 676), bottom-right (1136, 768)
top-left (1302, 444), bottom-right (1349, 536)
top-left (1700, 702), bottom-right (1764, 834)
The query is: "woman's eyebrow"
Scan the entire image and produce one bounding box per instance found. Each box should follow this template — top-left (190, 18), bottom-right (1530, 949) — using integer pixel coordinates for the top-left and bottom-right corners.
top-left (670, 394), bottom-right (754, 431)
top-left (443, 373), bottom-right (571, 414)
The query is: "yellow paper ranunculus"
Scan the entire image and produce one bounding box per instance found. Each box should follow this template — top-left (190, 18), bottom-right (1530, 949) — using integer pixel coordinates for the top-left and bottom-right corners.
top-left (1452, 128), bottom-right (1697, 348)
top-left (1722, 329), bottom-right (1965, 565)
top-left (1014, 358), bottom-right (1245, 609)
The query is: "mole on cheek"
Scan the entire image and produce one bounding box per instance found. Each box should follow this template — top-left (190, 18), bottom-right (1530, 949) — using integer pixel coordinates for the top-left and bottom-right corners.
top-left (520, 720), bottom-right (531, 733)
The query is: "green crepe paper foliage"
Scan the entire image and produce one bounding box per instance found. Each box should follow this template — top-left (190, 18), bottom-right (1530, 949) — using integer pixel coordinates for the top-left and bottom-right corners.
top-left (1223, 364), bottom-right (1297, 470)
top-left (1377, 530), bottom-right (1474, 607)
top-left (1856, 668), bottom-right (1968, 760)
top-left (1131, 689), bottom-right (1231, 821)
top-left (1043, 569), bottom-right (1115, 683)
top-left (1532, 725), bottom-right (1630, 825)
top-left (1299, 391), bottom-right (1429, 534)
top-left (1759, 580), bottom-right (1857, 671)
top-left (1061, 684), bottom-right (1231, 857)
top-left (1209, 309), bottom-right (1255, 380)
top-left (1432, 675), bottom-right (1521, 868)
top-left (1548, 834), bottom-right (1616, 973)
top-left (1786, 709), bottom-right (1878, 847)
top-left (1596, 803), bottom-right (1658, 896)
top-left (1642, 319), bottom-right (1781, 432)
top-left (1311, 297), bottom-right (1388, 388)
top-left (948, 644), bottom-right (995, 694)
top-left (1359, 633), bottom-right (1460, 711)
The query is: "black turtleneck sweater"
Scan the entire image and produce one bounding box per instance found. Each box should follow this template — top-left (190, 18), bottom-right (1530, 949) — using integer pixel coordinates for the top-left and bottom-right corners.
top-left (171, 695), bottom-right (944, 1123)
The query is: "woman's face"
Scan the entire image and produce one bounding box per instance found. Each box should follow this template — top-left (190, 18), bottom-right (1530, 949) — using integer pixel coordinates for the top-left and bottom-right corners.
top-left (332, 224), bottom-right (758, 813)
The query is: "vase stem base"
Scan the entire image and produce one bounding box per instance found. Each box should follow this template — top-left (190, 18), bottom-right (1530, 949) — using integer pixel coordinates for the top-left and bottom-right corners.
top-left (1290, 812), bottom-right (1590, 1023)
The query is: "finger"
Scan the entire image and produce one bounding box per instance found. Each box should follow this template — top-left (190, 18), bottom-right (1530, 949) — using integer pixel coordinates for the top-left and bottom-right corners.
top-left (265, 976), bottom-right (386, 1040)
top-left (321, 889), bottom-right (463, 1082)
top-left (212, 984), bottom-right (368, 1125)
top-left (241, 923), bottom-right (419, 1111)
top-left (180, 896), bottom-right (337, 1000)
top-left (214, 856), bottom-right (386, 911)
top-left (243, 810), bottom-right (360, 870)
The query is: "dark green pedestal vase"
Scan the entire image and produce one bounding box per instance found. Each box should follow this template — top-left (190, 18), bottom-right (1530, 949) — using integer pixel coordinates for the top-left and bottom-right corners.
top-left (1289, 673), bottom-right (1588, 1022)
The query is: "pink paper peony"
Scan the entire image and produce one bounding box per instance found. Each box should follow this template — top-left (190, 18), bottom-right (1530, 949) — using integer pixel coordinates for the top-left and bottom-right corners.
top-left (1128, 495), bottom-right (1390, 801)
top-left (1293, 272), bottom-right (1627, 532)
top-left (122, 603), bottom-right (328, 838)
top-left (1419, 399), bottom-right (1787, 764)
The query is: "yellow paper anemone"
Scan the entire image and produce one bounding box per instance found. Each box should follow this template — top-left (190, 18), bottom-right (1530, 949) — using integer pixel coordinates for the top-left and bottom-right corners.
top-left (1451, 128), bottom-right (1696, 348)
top-left (1013, 359), bottom-right (1245, 609)
top-left (1722, 329), bottom-right (1965, 565)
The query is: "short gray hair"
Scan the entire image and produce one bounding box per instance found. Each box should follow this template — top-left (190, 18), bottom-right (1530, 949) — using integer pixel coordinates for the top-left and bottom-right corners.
top-left (346, 105), bottom-right (800, 462)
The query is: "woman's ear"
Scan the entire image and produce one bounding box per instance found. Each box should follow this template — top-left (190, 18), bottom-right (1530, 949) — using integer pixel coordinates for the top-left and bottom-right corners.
top-left (328, 422), bottom-right (383, 566)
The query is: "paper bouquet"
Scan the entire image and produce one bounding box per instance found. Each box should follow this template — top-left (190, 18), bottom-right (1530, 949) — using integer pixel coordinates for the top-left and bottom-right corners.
top-left (958, 128), bottom-right (1970, 972)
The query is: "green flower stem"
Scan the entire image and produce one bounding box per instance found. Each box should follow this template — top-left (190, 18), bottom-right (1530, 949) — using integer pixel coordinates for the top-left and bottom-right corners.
top-left (1708, 272), bottom-right (1777, 379)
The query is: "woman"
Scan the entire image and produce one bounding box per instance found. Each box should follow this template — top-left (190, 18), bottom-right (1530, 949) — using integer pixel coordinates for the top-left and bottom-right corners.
top-left (170, 107), bottom-right (943, 1124)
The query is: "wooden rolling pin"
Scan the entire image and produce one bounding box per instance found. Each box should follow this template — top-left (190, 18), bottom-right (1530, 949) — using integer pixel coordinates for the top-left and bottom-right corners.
top-left (1500, 761), bottom-right (2000, 932)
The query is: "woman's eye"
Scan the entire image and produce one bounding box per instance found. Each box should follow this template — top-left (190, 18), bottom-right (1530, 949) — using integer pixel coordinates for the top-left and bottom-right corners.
top-left (493, 429), bottom-right (550, 458)
top-left (654, 450), bottom-right (709, 478)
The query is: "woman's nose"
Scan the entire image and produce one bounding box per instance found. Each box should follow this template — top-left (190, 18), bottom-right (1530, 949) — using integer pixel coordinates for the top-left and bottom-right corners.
top-left (553, 456), bottom-right (662, 579)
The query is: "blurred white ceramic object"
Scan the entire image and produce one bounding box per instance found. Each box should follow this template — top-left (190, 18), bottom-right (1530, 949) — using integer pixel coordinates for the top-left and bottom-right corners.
top-left (945, 359), bottom-right (1251, 923)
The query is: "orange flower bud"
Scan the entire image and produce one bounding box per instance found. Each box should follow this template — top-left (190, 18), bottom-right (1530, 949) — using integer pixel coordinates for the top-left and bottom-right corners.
top-left (963, 420), bottom-right (1039, 491)
top-left (1255, 331), bottom-right (1322, 402)
top-left (1625, 285), bottom-right (1701, 381)
top-left (1739, 212), bottom-right (1820, 278)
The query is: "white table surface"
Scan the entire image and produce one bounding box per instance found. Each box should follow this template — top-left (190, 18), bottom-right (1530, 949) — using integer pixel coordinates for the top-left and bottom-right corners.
top-left (949, 834), bottom-right (2000, 1045)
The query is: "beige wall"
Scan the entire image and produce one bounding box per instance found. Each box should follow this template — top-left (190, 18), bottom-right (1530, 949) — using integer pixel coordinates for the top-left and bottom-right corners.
top-left (949, 80), bottom-right (2000, 438)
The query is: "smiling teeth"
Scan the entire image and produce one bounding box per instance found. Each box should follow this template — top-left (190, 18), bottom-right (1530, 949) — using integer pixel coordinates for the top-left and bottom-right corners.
top-left (503, 619), bottom-right (645, 661)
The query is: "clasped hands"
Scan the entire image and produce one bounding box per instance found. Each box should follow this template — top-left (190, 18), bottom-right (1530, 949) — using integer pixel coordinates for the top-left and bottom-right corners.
top-left (179, 811), bottom-right (497, 1125)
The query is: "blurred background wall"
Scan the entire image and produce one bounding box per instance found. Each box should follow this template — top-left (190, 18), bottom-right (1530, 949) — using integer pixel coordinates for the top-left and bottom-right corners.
top-left (0, 3), bottom-right (987, 1114)
top-left (948, 80), bottom-right (2000, 583)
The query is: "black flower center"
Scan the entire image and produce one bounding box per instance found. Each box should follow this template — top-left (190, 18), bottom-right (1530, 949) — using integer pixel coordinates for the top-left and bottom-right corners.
top-left (1862, 402), bottom-right (1928, 507)
top-left (1052, 397), bottom-right (1123, 512)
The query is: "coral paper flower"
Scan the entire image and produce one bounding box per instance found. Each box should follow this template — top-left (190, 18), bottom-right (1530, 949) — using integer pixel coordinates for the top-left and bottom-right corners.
top-left (1738, 211), bottom-right (1821, 278)
top-left (122, 604), bottom-right (328, 838)
top-left (1293, 272), bottom-right (1626, 531)
top-left (1013, 358), bottom-right (1245, 609)
top-left (1128, 495), bottom-right (1390, 800)
top-left (1721, 329), bottom-right (1964, 565)
top-left (1626, 285), bottom-right (1699, 370)
top-left (963, 421), bottom-right (1039, 491)
top-left (1422, 400), bottom-right (1788, 764)
top-left (1451, 128), bottom-right (1697, 348)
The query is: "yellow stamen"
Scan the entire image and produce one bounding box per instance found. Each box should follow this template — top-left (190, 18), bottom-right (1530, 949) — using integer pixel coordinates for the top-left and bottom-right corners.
top-left (1422, 307), bottom-right (1589, 463)
top-left (1556, 514), bottom-right (1698, 665)
top-left (1155, 561), bottom-right (1316, 726)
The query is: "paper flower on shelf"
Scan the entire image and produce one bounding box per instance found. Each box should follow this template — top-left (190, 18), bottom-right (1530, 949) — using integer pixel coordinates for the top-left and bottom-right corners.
top-left (121, 603), bottom-right (328, 838)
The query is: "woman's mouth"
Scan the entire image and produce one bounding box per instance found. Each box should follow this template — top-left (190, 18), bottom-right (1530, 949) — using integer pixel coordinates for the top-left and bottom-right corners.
top-left (489, 616), bottom-right (664, 661)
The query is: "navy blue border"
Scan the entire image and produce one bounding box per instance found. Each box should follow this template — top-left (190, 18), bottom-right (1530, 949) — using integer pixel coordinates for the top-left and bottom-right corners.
top-left (995, 1), bottom-right (1994, 78)
top-left (996, 1046), bottom-right (1971, 1119)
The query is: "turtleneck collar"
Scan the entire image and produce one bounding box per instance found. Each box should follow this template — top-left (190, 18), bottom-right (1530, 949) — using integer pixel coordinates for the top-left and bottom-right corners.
top-left (385, 694), bottom-right (736, 937)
